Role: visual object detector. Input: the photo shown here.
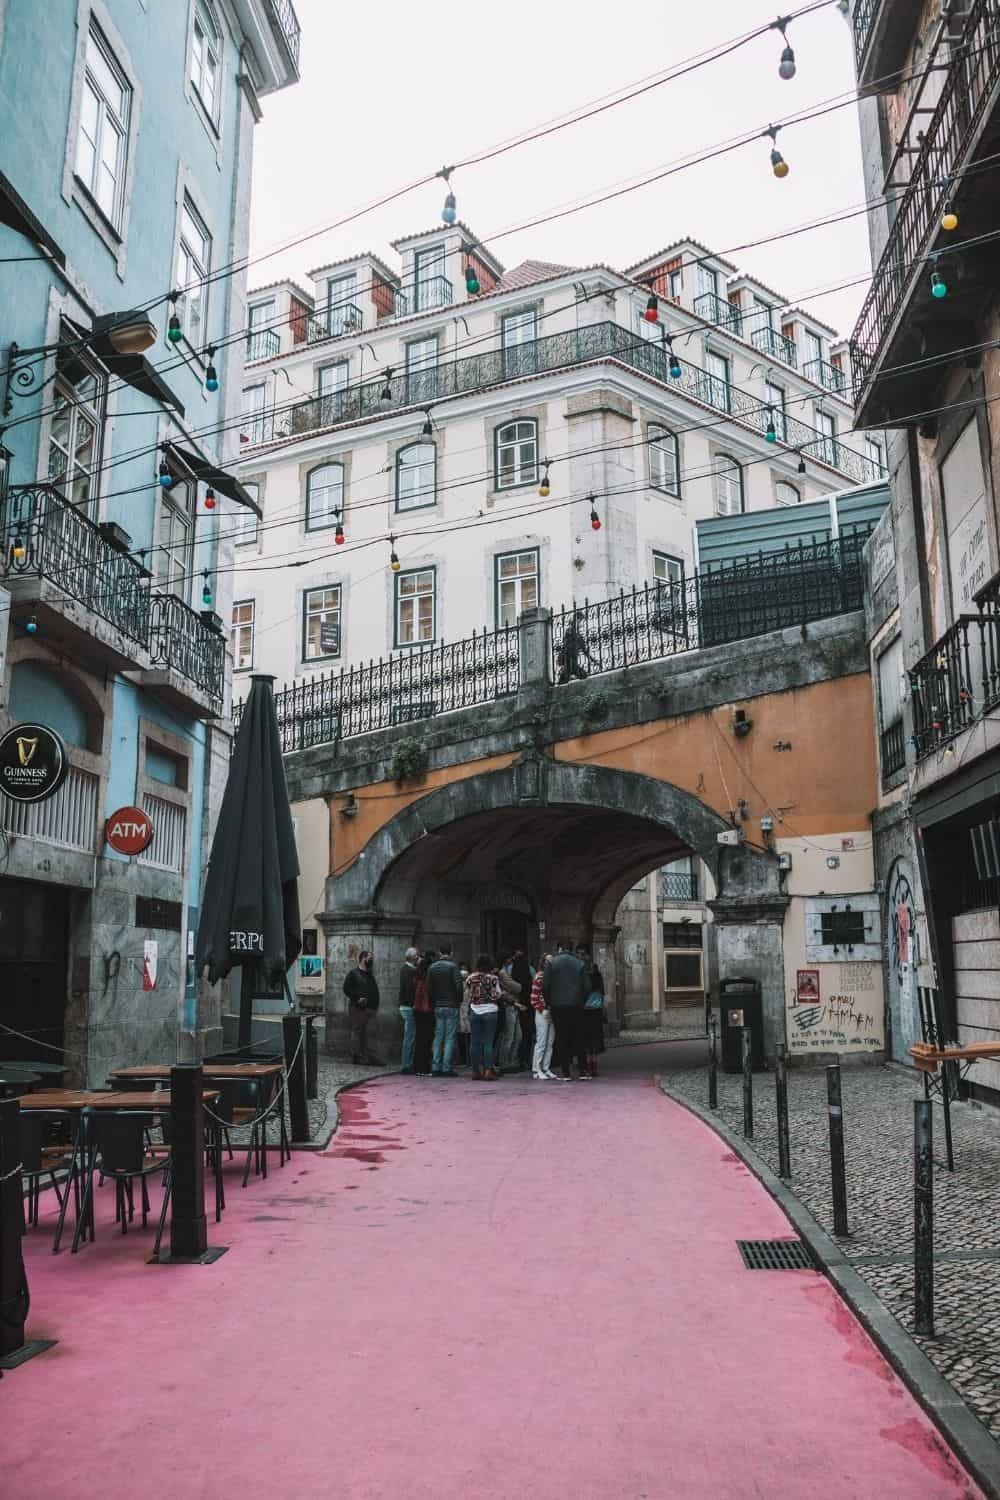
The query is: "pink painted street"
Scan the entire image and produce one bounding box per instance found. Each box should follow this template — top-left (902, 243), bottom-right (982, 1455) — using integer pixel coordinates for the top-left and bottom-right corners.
top-left (5, 1052), bottom-right (981, 1499)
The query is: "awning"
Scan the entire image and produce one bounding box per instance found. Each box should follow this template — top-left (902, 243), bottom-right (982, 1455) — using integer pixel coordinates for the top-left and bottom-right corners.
top-left (166, 442), bottom-right (262, 517)
top-left (0, 170), bottom-right (66, 268)
top-left (88, 334), bottom-right (185, 418)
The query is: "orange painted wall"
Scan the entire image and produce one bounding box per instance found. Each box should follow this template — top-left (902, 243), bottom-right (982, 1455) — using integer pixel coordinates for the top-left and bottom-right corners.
top-left (323, 674), bottom-right (877, 878)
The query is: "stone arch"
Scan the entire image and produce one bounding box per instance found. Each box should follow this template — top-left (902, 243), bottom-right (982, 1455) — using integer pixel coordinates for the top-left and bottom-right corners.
top-left (6, 654), bottom-right (105, 752)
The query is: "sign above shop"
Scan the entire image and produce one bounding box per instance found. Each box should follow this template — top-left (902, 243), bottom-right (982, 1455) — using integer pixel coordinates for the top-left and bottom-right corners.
top-left (105, 805), bottom-right (154, 856)
top-left (0, 722), bottom-right (67, 804)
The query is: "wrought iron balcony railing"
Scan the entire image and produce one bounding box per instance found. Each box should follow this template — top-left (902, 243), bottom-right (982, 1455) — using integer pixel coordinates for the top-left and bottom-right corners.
top-left (391, 289), bottom-right (409, 319)
top-left (693, 291), bottom-right (743, 336)
top-left (148, 592), bottom-right (226, 714)
top-left (412, 275), bottom-right (453, 312)
top-left (750, 325), bottom-right (797, 367)
top-left (265, 0), bottom-right (301, 68)
top-left (851, 0), bottom-right (1000, 396)
top-left (803, 357), bottom-right (847, 394)
top-left (246, 328), bottom-right (280, 361)
top-left (278, 320), bottom-right (876, 483)
top-left (880, 718), bottom-right (906, 779)
top-left (308, 304), bottom-right (364, 342)
top-left (1, 484), bottom-right (149, 647)
top-left (661, 870), bottom-right (700, 902)
top-left (909, 616), bottom-right (985, 757)
top-left (852, 0), bottom-right (881, 71)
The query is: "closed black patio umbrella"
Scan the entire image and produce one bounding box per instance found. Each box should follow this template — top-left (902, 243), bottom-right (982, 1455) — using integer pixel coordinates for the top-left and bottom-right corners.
top-left (196, 675), bottom-right (301, 1047)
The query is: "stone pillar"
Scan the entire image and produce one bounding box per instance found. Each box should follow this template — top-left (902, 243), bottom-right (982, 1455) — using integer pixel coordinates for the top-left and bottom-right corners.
top-left (317, 909), bottom-right (419, 1059)
top-left (517, 605), bottom-right (552, 690)
top-left (591, 921), bottom-right (622, 1028)
top-left (707, 895), bottom-right (790, 1059)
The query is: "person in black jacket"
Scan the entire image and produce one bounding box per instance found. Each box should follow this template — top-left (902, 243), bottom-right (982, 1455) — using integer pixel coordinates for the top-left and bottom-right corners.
top-left (343, 950), bottom-right (383, 1065)
top-left (398, 947), bottom-right (420, 1074)
top-left (542, 943), bottom-right (587, 1080)
top-left (427, 941), bottom-right (463, 1076)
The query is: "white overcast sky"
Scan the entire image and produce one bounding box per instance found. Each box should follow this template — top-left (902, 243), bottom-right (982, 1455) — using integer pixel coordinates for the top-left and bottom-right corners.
top-left (248, 0), bottom-right (871, 341)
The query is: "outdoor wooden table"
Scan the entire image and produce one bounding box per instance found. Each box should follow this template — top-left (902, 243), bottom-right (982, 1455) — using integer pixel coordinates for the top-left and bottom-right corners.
top-left (908, 1042), bottom-right (1000, 1169)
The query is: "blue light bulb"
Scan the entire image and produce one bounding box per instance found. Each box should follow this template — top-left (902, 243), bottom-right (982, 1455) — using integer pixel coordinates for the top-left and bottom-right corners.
top-left (205, 362), bottom-right (219, 392)
top-left (669, 359), bottom-right (682, 379)
top-left (442, 191), bottom-right (457, 225)
top-left (25, 615), bottom-right (37, 634)
top-left (930, 271), bottom-right (948, 299)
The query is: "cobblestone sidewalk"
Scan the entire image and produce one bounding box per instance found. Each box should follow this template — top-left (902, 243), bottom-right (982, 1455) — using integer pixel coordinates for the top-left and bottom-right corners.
top-left (661, 1055), bottom-right (1000, 1440)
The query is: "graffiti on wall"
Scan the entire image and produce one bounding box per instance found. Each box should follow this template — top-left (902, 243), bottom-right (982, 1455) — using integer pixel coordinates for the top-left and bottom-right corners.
top-left (787, 960), bottom-right (884, 1054)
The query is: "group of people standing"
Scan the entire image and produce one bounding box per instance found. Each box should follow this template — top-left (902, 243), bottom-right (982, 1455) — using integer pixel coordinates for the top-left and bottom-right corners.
top-left (342, 943), bottom-right (606, 1081)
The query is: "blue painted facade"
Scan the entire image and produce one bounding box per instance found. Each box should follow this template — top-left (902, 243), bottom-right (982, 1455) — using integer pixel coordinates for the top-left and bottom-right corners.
top-left (0, 1), bottom-right (299, 1079)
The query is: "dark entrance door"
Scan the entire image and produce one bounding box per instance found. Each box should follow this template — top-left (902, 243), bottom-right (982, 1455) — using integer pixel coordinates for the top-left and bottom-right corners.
top-left (0, 879), bottom-right (69, 1063)
top-left (481, 908), bottom-right (528, 961)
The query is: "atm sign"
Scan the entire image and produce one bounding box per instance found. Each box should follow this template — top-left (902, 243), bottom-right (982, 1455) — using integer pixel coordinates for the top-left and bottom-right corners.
top-left (105, 805), bottom-right (155, 856)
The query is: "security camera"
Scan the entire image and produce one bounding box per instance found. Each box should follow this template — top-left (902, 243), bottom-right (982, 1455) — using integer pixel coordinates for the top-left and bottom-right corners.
top-left (717, 829), bottom-right (743, 847)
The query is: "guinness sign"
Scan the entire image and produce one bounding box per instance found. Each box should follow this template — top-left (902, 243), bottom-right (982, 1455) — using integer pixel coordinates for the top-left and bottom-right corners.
top-left (0, 722), bottom-right (68, 804)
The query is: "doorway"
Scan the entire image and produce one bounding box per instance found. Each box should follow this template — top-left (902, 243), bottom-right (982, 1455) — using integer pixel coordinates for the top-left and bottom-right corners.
top-left (0, 878), bottom-right (70, 1062)
top-left (481, 908), bottom-right (529, 961)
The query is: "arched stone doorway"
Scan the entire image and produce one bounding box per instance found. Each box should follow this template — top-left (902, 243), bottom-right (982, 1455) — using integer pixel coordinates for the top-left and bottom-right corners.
top-left (319, 757), bottom-right (787, 1054)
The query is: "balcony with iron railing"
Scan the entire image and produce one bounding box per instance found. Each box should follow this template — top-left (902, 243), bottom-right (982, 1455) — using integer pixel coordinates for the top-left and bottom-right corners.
top-left (661, 869), bottom-right (700, 902)
top-left (277, 320), bottom-right (877, 483)
top-left (850, 0), bottom-right (1000, 423)
top-left (852, 0), bottom-right (925, 90)
top-left (308, 303), bottom-right (364, 342)
top-left (803, 357), bottom-right (847, 394)
top-left (750, 325), bottom-right (797, 368)
top-left (880, 717), bottom-right (906, 780)
top-left (264, 0), bottom-right (301, 70)
top-left (693, 292), bottom-right (743, 336)
top-left (246, 327), bottom-right (280, 361)
top-left (909, 571), bottom-right (1000, 762)
top-left (140, 591), bottom-right (227, 718)
top-left (412, 275), bottom-right (453, 312)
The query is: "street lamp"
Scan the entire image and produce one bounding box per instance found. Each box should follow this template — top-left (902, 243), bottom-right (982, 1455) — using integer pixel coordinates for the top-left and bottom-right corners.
top-left (3, 308), bottom-right (158, 416)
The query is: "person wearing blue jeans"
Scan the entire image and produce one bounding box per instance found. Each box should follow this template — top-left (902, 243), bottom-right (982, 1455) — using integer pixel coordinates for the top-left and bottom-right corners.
top-left (398, 947), bottom-right (420, 1074)
top-left (465, 957), bottom-right (504, 1080)
top-left (428, 942), bottom-right (463, 1076)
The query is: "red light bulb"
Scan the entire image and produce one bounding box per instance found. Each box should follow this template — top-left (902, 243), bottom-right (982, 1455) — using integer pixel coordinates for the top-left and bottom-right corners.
top-left (644, 293), bottom-right (659, 323)
top-left (205, 488), bottom-right (216, 510)
top-left (335, 522), bottom-right (345, 545)
top-left (590, 508), bottom-right (602, 531)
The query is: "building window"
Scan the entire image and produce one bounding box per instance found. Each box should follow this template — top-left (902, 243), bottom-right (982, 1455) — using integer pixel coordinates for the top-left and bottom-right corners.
top-left (705, 351), bottom-right (730, 412)
top-left (75, 23), bottom-right (131, 229)
top-left (231, 600), bottom-right (254, 671)
top-left (234, 481), bottom-right (259, 548)
top-left (669, 268), bottom-right (683, 300)
top-left (819, 906), bottom-right (867, 950)
top-left (815, 409), bottom-right (839, 467)
top-left (502, 309), bottom-right (538, 376)
top-left (648, 425), bottom-right (679, 495)
top-left (176, 197), bottom-right (211, 346)
top-left (405, 336), bottom-right (439, 403)
top-left (395, 567), bottom-right (436, 646)
top-left (396, 441), bottom-right (436, 511)
top-left (713, 454), bottom-right (743, 516)
top-left (765, 381), bottom-right (787, 442)
top-left (303, 585), bottom-right (343, 661)
top-left (804, 329), bottom-right (824, 367)
top-left (247, 301), bottom-right (277, 360)
top-left (318, 361), bottom-right (348, 398)
top-left (190, 1), bottom-right (222, 125)
top-left (414, 246), bottom-right (447, 310)
top-left (774, 480), bottom-right (800, 507)
top-left (326, 274), bottom-right (359, 334)
top-left (157, 477), bottom-right (194, 600)
top-left (47, 337), bottom-right (106, 509)
top-left (877, 635), bottom-right (905, 779)
top-left (241, 384), bottom-right (266, 444)
top-left (653, 552), bottom-right (684, 587)
top-left (753, 296), bottom-right (774, 331)
top-left (306, 462), bottom-right (344, 532)
top-left (697, 265), bottom-right (719, 299)
top-left (495, 549), bottom-right (539, 627)
top-left (864, 435), bottom-right (885, 480)
top-left (494, 419), bottom-right (538, 489)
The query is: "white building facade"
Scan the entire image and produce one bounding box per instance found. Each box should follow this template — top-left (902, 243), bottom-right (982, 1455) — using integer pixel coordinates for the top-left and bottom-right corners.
top-left (231, 228), bottom-right (883, 1008)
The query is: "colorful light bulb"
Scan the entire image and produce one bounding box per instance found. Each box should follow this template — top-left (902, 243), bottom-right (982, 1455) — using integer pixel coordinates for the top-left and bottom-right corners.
top-left (930, 270), bottom-right (948, 298)
top-left (25, 614), bottom-right (37, 635)
top-left (590, 506), bottom-right (601, 531)
top-left (644, 293), bottom-right (659, 324)
top-left (158, 460), bottom-right (173, 489)
top-left (335, 521), bottom-right (345, 545)
top-left (770, 149), bottom-right (790, 179)
top-left (168, 311), bottom-right (183, 343)
top-left (941, 206), bottom-right (958, 232)
top-left (204, 487), bottom-right (216, 510)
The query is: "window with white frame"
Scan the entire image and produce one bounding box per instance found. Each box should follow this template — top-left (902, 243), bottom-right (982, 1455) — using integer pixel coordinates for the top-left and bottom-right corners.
top-left (815, 409), bottom-right (839, 466)
top-left (774, 480), bottom-right (800, 507)
top-left (636, 302), bottom-right (661, 342)
top-left (303, 585), bottom-right (343, 661)
top-left (697, 265), bottom-right (719, 299)
top-left (318, 362), bottom-right (348, 397)
top-left (405, 336), bottom-right (439, 403)
top-left (414, 247), bottom-right (447, 311)
top-left (234, 481), bottom-right (259, 547)
top-left (753, 296), bottom-right (774, 331)
top-left (713, 454), bottom-right (743, 516)
top-left (653, 552), bottom-right (684, 587)
top-left (495, 549), bottom-right (539, 627)
top-left (502, 309), bottom-right (539, 376)
top-left (395, 567), bottom-right (435, 646)
top-left (157, 478), bottom-right (194, 600)
top-left (47, 338), bottom-right (106, 510)
top-left (396, 442), bottom-right (436, 511)
top-left (175, 197), bottom-right (211, 346)
top-left (190, 1), bottom-right (222, 125)
top-left (241, 384), bottom-right (266, 444)
top-left (705, 351), bottom-right (731, 412)
top-left (231, 600), bottom-right (254, 670)
top-left (864, 435), bottom-right (885, 480)
top-left (247, 301), bottom-right (275, 359)
top-left (306, 462), bottom-right (344, 531)
top-left (494, 419), bottom-right (538, 489)
top-left (765, 381), bottom-right (787, 441)
top-left (651, 552), bottom-right (685, 635)
top-left (648, 424), bottom-right (679, 495)
top-left (75, 23), bottom-right (131, 229)
top-left (669, 268), bottom-right (683, 300)
top-left (326, 274), bottom-right (359, 334)
top-left (804, 329), bottom-right (824, 368)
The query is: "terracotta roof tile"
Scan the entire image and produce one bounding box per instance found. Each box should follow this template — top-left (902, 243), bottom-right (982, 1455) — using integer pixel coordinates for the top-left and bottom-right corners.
top-left (495, 259), bottom-right (578, 291)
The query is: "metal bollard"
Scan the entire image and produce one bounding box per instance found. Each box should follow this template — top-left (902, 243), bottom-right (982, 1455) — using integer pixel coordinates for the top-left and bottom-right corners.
top-left (742, 1026), bottom-right (754, 1139)
top-left (914, 1098), bottom-right (934, 1336)
top-left (282, 1013), bottom-right (310, 1144)
top-left (775, 1044), bottom-right (792, 1181)
top-left (0, 1098), bottom-right (27, 1356)
top-left (708, 1017), bottom-right (718, 1111)
top-left (305, 1014), bottom-right (319, 1100)
top-left (169, 1064), bottom-right (208, 1262)
top-left (826, 1063), bottom-right (849, 1237)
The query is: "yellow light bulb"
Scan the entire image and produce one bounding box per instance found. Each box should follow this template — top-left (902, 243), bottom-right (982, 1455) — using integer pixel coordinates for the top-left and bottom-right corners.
top-left (941, 209), bottom-right (958, 231)
top-left (773, 158), bottom-right (790, 179)
top-left (539, 481), bottom-right (550, 497)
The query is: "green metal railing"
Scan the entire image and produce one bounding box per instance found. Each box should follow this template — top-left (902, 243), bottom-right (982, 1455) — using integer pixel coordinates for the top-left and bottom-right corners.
top-left (693, 291), bottom-right (743, 336)
top-left (750, 325), bottom-right (797, 367)
top-left (804, 357), bottom-right (847, 394)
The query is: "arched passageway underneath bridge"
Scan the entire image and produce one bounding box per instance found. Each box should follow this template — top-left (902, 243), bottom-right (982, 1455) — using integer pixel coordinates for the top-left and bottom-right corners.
top-left (319, 759), bottom-right (789, 1053)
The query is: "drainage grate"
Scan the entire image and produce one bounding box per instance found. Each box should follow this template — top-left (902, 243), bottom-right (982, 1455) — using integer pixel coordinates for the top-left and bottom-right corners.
top-left (737, 1239), bottom-right (815, 1271)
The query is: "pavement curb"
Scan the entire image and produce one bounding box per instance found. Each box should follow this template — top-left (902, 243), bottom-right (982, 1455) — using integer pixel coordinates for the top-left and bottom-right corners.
top-left (657, 1076), bottom-right (1000, 1500)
